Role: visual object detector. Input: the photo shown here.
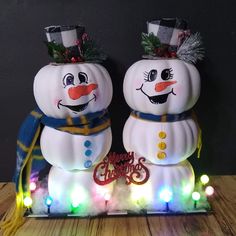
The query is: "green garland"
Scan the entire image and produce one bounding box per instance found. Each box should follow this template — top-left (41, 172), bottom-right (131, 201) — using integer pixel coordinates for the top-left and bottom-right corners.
top-left (45, 33), bottom-right (106, 63)
top-left (141, 32), bottom-right (161, 56)
top-left (141, 33), bottom-right (177, 58)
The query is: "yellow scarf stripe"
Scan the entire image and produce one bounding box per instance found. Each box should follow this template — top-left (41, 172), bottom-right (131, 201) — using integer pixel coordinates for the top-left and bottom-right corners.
top-left (161, 114), bottom-right (167, 122)
top-left (25, 156), bottom-right (33, 194)
top-left (17, 141), bottom-right (29, 152)
top-left (131, 112), bottom-right (147, 121)
top-left (66, 117), bottom-right (73, 126)
top-left (81, 115), bottom-right (89, 135)
top-left (59, 120), bottom-right (111, 135)
top-left (30, 111), bottom-right (42, 119)
top-left (131, 112), bottom-right (138, 119)
top-left (80, 115), bottom-right (88, 124)
top-left (32, 155), bottom-right (44, 160)
top-left (17, 141), bottom-right (41, 152)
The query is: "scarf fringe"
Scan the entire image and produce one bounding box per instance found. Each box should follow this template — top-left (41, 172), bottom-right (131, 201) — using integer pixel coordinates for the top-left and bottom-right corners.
top-left (0, 193), bottom-right (25, 236)
top-left (197, 128), bottom-right (202, 158)
top-left (191, 110), bottom-right (202, 158)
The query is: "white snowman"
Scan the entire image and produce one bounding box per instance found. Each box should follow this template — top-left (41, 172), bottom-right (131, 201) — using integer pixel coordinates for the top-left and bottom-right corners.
top-left (33, 26), bottom-right (113, 213)
top-left (123, 18), bottom-right (203, 210)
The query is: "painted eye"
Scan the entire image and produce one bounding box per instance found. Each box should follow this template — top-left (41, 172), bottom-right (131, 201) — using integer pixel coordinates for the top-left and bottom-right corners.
top-left (161, 68), bottom-right (173, 80)
top-left (63, 73), bottom-right (75, 87)
top-left (78, 72), bottom-right (88, 84)
top-left (144, 69), bottom-right (157, 82)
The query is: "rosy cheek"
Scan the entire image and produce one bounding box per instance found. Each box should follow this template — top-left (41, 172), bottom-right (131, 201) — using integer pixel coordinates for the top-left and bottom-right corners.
top-left (173, 85), bottom-right (181, 94)
top-left (94, 90), bottom-right (99, 99)
top-left (133, 79), bottom-right (143, 89)
top-left (53, 98), bottom-right (61, 106)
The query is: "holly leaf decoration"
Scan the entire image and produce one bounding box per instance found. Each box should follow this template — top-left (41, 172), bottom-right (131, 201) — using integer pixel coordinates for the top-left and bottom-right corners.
top-left (141, 33), bottom-right (161, 56)
top-left (45, 34), bottom-right (106, 63)
top-left (81, 38), bottom-right (107, 63)
top-left (45, 41), bottom-right (67, 63)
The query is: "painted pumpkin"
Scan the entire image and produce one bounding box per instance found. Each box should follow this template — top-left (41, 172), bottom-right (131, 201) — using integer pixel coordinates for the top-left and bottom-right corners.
top-left (47, 166), bottom-right (114, 214)
top-left (34, 63), bottom-right (113, 118)
top-left (123, 59), bottom-right (200, 115)
top-left (40, 126), bottom-right (112, 170)
top-left (33, 62), bottom-right (113, 170)
top-left (129, 159), bottom-right (195, 211)
top-left (123, 115), bottom-right (198, 165)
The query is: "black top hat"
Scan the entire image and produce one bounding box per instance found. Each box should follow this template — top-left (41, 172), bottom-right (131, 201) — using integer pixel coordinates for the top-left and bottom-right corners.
top-left (148, 18), bottom-right (189, 50)
top-left (142, 18), bottom-right (204, 64)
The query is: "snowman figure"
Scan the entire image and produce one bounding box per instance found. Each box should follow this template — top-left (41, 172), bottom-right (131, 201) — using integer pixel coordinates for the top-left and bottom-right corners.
top-left (123, 18), bottom-right (204, 211)
top-left (32, 25), bottom-right (113, 213)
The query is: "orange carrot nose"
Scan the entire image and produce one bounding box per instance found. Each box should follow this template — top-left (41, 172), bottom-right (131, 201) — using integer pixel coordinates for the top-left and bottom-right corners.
top-left (68, 84), bottom-right (98, 100)
top-left (155, 81), bottom-right (177, 92)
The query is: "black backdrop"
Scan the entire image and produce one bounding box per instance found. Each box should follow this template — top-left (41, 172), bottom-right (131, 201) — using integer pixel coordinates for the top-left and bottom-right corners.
top-left (0, 0), bottom-right (235, 181)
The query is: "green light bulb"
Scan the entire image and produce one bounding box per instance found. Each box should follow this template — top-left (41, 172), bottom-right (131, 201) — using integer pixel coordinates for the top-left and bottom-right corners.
top-left (192, 192), bottom-right (201, 201)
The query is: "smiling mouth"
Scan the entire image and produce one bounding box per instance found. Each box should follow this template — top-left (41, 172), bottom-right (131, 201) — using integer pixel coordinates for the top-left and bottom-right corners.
top-left (136, 84), bottom-right (176, 104)
top-left (57, 94), bottom-right (96, 112)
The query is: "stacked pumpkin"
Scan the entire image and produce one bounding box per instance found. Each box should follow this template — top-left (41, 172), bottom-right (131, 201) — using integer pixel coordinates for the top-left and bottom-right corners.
top-left (123, 18), bottom-right (203, 211)
top-left (33, 26), bottom-right (114, 213)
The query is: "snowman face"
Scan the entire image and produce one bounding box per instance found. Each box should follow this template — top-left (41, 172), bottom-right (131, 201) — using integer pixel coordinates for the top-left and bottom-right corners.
top-left (58, 71), bottom-right (97, 113)
top-left (123, 59), bottom-right (200, 115)
top-left (136, 68), bottom-right (177, 104)
top-left (34, 63), bottom-right (113, 118)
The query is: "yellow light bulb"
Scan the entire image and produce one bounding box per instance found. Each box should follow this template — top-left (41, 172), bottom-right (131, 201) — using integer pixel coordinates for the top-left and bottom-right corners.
top-left (200, 175), bottom-right (209, 185)
top-left (23, 197), bottom-right (33, 207)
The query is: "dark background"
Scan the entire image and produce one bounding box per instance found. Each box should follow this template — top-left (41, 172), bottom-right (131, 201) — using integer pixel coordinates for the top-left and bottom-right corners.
top-left (0, 0), bottom-right (235, 181)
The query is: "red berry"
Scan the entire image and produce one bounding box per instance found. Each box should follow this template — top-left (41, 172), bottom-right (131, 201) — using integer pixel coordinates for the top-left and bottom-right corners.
top-left (77, 57), bottom-right (83, 62)
top-left (155, 48), bottom-right (162, 56)
top-left (170, 52), bottom-right (177, 58)
top-left (164, 52), bottom-right (170, 58)
top-left (71, 57), bottom-right (77, 63)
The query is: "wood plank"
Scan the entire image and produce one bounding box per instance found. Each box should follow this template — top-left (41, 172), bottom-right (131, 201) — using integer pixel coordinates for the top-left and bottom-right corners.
top-left (1, 176), bottom-right (236, 236)
top-left (209, 176), bottom-right (236, 235)
top-left (15, 216), bottom-right (151, 236)
top-left (0, 183), bottom-right (15, 219)
top-left (147, 214), bottom-right (225, 236)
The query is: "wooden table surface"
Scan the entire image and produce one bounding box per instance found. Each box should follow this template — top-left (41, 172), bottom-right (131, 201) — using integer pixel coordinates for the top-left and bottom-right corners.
top-left (0, 176), bottom-right (236, 236)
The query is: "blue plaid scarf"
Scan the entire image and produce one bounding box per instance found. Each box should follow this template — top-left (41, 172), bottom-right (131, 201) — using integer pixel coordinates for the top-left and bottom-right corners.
top-left (131, 110), bottom-right (192, 122)
top-left (15, 108), bottom-right (111, 194)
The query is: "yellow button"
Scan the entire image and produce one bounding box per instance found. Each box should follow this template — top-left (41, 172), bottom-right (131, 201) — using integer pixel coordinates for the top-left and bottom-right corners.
top-left (158, 142), bottom-right (167, 150)
top-left (157, 152), bottom-right (167, 160)
top-left (159, 131), bottom-right (167, 139)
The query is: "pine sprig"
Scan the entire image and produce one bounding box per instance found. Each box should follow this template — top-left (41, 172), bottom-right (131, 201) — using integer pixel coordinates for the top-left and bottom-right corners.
top-left (141, 33), bottom-right (161, 56)
top-left (177, 32), bottom-right (204, 64)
